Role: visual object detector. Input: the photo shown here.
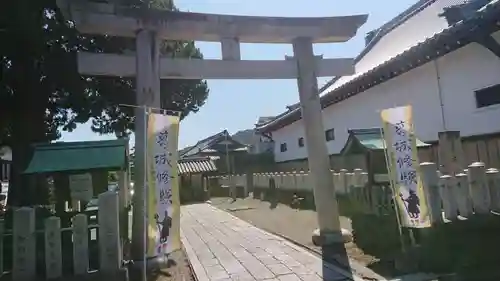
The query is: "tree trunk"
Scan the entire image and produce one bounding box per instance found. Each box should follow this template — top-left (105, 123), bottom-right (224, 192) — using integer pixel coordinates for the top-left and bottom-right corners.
top-left (7, 55), bottom-right (49, 207)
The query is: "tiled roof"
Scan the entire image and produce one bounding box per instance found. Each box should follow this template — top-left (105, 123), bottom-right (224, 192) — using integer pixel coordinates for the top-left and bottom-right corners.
top-left (180, 130), bottom-right (249, 158)
top-left (180, 130), bottom-right (229, 158)
top-left (178, 158), bottom-right (217, 174)
top-left (257, 0), bottom-right (500, 132)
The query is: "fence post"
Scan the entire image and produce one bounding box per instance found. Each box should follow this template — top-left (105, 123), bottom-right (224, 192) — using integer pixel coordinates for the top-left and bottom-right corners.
top-left (98, 191), bottom-right (121, 272)
top-left (73, 214), bottom-right (89, 275)
top-left (455, 172), bottom-right (473, 217)
top-left (439, 175), bottom-right (458, 221)
top-left (44, 217), bottom-right (62, 279)
top-left (486, 168), bottom-right (500, 212)
top-left (468, 162), bottom-right (490, 214)
top-left (420, 162), bottom-right (443, 225)
top-left (13, 207), bottom-right (36, 281)
top-left (352, 169), bottom-right (365, 210)
top-left (339, 169), bottom-right (347, 194)
top-left (0, 219), bottom-right (3, 275)
top-left (438, 131), bottom-right (465, 176)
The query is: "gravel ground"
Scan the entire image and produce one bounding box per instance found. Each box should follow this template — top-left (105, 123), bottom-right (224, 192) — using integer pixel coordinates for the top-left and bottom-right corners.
top-left (210, 196), bottom-right (383, 276)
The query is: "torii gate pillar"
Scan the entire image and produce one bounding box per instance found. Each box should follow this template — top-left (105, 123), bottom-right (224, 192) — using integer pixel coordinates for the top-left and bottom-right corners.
top-left (131, 29), bottom-right (161, 262)
top-left (293, 37), bottom-right (349, 244)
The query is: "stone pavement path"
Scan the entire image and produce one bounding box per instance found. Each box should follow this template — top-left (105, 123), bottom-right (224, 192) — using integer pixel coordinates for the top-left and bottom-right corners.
top-left (180, 203), bottom-right (365, 281)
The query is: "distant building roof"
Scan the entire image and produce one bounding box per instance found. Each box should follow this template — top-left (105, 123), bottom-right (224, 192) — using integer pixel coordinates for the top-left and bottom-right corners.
top-left (180, 130), bottom-right (248, 158)
top-left (231, 129), bottom-right (255, 145)
top-left (257, 0), bottom-right (500, 132)
top-left (340, 128), bottom-right (430, 155)
top-left (256, 116), bottom-right (276, 126)
top-left (178, 157), bottom-right (217, 174)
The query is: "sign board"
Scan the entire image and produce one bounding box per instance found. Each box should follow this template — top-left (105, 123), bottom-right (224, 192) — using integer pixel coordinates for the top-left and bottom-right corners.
top-left (69, 173), bottom-right (93, 201)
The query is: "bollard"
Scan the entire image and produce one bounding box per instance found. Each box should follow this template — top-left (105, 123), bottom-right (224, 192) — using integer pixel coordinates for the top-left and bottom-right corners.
top-left (468, 162), bottom-right (489, 214)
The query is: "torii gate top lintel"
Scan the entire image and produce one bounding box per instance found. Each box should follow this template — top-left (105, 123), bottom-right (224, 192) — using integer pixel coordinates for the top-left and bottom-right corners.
top-left (57, 0), bottom-right (367, 43)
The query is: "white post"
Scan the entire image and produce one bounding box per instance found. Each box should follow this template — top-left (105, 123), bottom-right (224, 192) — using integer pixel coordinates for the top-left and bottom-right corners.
top-left (438, 175), bottom-right (458, 221)
top-left (72, 214), bottom-right (89, 275)
top-left (131, 28), bottom-right (161, 264)
top-left (118, 171), bottom-right (129, 210)
top-left (468, 162), bottom-right (489, 214)
top-left (339, 169), bottom-right (347, 194)
top-left (292, 37), bottom-right (349, 244)
top-left (486, 168), bottom-right (500, 212)
top-left (455, 172), bottom-right (474, 217)
top-left (45, 217), bottom-right (62, 279)
top-left (98, 191), bottom-right (122, 272)
top-left (420, 162), bottom-right (443, 225)
top-left (13, 207), bottom-right (36, 281)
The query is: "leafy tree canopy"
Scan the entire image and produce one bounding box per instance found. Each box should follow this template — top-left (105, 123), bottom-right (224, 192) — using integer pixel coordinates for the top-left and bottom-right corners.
top-left (0, 0), bottom-right (209, 205)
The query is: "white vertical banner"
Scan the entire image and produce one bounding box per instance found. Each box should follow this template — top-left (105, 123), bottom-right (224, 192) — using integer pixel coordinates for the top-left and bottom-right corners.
top-left (146, 111), bottom-right (181, 257)
top-left (381, 105), bottom-right (430, 228)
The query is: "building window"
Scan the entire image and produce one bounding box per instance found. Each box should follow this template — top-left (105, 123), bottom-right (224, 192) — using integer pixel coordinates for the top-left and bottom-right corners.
top-left (475, 84), bottom-right (500, 108)
top-left (280, 143), bottom-right (287, 152)
top-left (325, 128), bottom-right (335, 141)
top-left (298, 137), bottom-right (304, 147)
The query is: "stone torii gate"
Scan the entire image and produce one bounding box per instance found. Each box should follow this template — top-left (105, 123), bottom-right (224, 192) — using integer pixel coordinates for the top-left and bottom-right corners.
top-left (56, 0), bottom-right (367, 261)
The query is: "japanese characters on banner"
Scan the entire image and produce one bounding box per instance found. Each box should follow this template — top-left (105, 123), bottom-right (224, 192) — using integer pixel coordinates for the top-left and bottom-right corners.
top-left (380, 105), bottom-right (431, 228)
top-left (146, 112), bottom-right (181, 257)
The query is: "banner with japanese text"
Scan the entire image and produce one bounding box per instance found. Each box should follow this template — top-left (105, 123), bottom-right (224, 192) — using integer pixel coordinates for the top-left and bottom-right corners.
top-left (381, 105), bottom-right (431, 228)
top-left (146, 112), bottom-right (181, 257)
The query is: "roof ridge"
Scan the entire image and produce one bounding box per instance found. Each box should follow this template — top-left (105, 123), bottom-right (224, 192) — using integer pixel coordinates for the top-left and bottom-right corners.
top-left (320, 0), bottom-right (437, 90)
top-left (257, 0), bottom-right (500, 132)
top-left (264, 0), bottom-right (438, 125)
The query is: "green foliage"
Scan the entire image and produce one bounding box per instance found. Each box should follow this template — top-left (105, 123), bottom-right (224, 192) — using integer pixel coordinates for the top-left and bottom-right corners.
top-left (417, 215), bottom-right (500, 276)
top-left (0, 0), bottom-right (209, 205)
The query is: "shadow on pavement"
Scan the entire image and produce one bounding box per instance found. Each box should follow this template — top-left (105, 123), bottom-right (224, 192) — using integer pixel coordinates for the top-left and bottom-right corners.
top-left (320, 243), bottom-right (357, 280)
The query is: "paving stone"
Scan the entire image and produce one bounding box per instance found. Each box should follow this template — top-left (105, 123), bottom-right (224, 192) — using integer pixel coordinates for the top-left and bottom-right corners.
top-left (205, 264), bottom-right (230, 280)
top-left (296, 274), bottom-right (323, 281)
top-left (228, 273), bottom-right (257, 281)
top-left (266, 263), bottom-right (292, 275)
top-left (277, 273), bottom-right (302, 281)
top-left (180, 204), bottom-right (358, 281)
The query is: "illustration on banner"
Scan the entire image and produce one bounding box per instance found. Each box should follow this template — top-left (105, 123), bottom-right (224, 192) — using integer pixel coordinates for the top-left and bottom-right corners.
top-left (155, 210), bottom-right (172, 243)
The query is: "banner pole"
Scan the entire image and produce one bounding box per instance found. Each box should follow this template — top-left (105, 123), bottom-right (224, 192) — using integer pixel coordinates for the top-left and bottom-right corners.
top-left (379, 127), bottom-right (407, 253)
top-left (143, 106), bottom-right (149, 281)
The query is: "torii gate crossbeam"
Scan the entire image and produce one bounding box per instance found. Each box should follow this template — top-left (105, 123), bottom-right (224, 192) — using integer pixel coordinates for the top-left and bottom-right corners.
top-left (77, 53), bottom-right (355, 79)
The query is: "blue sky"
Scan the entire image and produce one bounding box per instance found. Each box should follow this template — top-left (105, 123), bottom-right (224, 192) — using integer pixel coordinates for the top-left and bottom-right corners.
top-left (60, 0), bottom-right (417, 149)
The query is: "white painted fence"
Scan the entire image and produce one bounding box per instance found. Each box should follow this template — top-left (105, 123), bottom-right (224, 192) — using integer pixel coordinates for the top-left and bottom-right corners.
top-left (420, 161), bottom-right (500, 224)
top-left (2, 191), bottom-right (122, 281)
top-left (252, 170), bottom-right (369, 194)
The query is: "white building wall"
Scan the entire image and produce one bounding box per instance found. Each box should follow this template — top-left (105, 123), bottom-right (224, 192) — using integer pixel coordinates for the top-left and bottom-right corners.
top-left (272, 31), bottom-right (500, 163)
